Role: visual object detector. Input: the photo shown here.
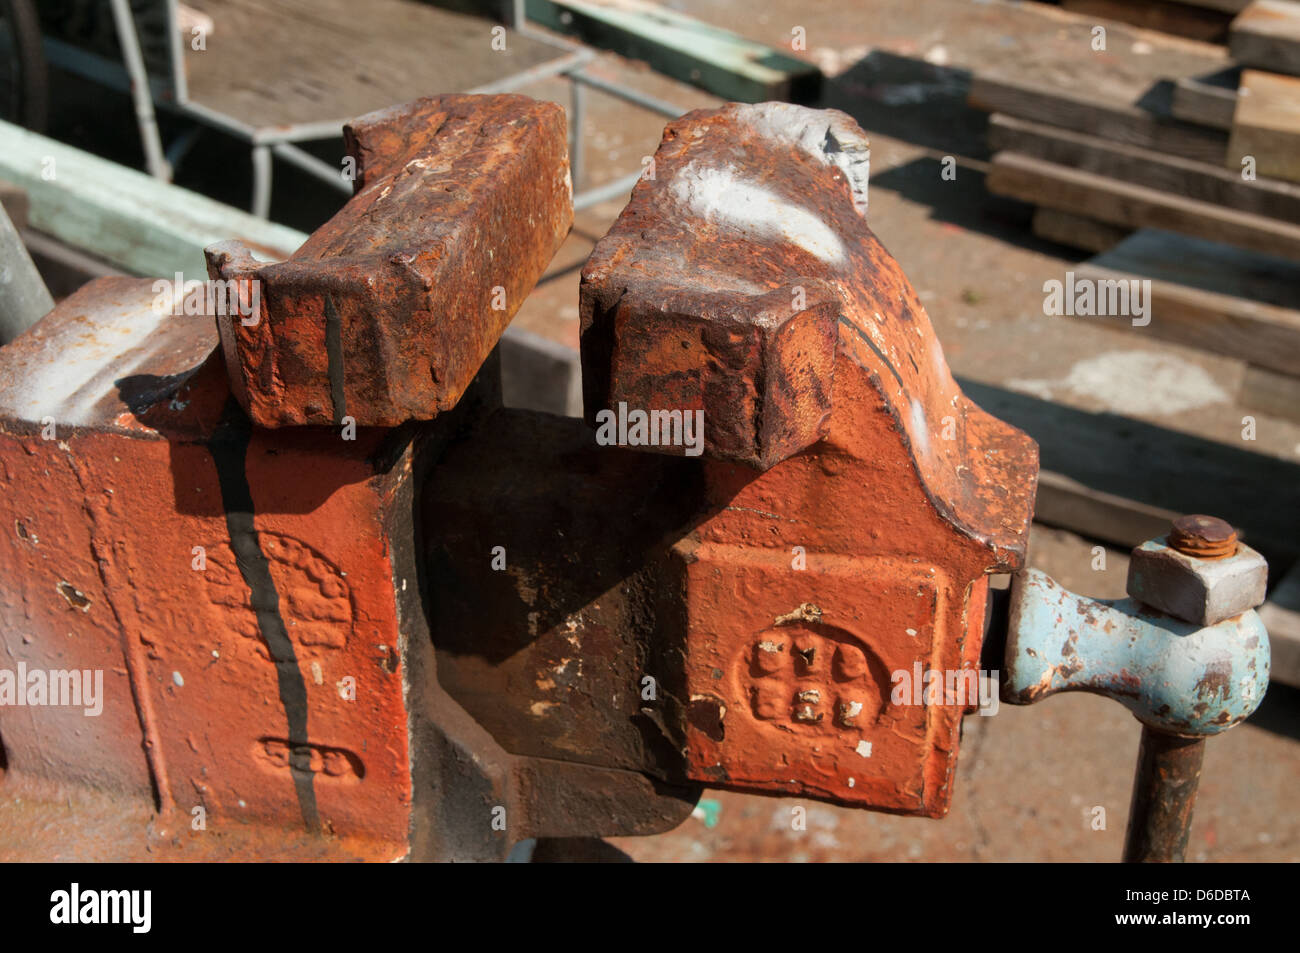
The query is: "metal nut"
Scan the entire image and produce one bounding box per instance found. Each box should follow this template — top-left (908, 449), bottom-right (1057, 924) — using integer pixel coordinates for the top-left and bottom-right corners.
top-left (1126, 535), bottom-right (1267, 626)
top-left (1168, 514), bottom-right (1237, 559)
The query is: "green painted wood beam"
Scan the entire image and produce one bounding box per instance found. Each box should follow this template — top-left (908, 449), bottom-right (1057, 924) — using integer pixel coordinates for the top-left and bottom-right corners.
top-left (526, 0), bottom-right (821, 103)
top-left (0, 119), bottom-right (307, 281)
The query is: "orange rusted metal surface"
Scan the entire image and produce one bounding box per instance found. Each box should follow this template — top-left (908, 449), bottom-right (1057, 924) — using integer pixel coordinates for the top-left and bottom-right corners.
top-left (419, 103), bottom-right (1037, 821)
top-left (209, 94), bottom-right (573, 429)
top-left (580, 103), bottom-right (1038, 815)
top-left (2, 98), bottom-right (1046, 859)
top-left (0, 278), bottom-right (416, 859)
top-left (0, 273), bottom-right (695, 861)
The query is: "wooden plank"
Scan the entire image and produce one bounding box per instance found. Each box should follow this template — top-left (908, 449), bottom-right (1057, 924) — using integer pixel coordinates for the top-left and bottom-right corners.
top-left (986, 150), bottom-right (1300, 261)
top-left (0, 119), bottom-right (307, 281)
top-left (1061, 0), bottom-right (1231, 42)
top-left (1070, 262), bottom-right (1300, 377)
top-left (1240, 363), bottom-right (1300, 421)
top-left (1228, 69), bottom-right (1300, 184)
top-left (1086, 229), bottom-right (1300, 307)
top-left (1031, 207), bottom-right (1130, 253)
top-left (525, 0), bottom-right (820, 102)
top-left (971, 76), bottom-right (1228, 164)
top-left (1172, 71), bottom-right (1240, 129)
top-left (1169, 0), bottom-right (1252, 13)
top-left (183, 0), bottom-right (568, 129)
top-left (1034, 469), bottom-right (1180, 549)
top-left (1075, 232), bottom-right (1300, 376)
top-left (1230, 0), bottom-right (1300, 75)
top-left (989, 113), bottom-right (1300, 222)
top-left (1258, 562), bottom-right (1300, 688)
top-left (966, 19), bottom-right (1231, 164)
top-left (958, 376), bottom-right (1300, 561)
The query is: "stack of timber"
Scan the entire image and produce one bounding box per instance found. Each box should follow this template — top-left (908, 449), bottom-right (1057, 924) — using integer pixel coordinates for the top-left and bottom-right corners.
top-left (525, 0), bottom-right (821, 102)
top-left (1055, 0), bottom-right (1247, 44)
top-left (973, 2), bottom-right (1300, 424)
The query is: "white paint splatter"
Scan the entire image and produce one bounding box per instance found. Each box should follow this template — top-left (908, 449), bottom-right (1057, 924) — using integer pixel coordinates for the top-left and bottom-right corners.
top-left (855, 740), bottom-right (873, 758)
top-left (669, 163), bottom-right (847, 264)
top-left (733, 102), bottom-right (869, 216)
top-left (1009, 351), bottom-right (1229, 415)
top-left (6, 300), bottom-right (170, 425)
top-left (909, 398), bottom-right (930, 458)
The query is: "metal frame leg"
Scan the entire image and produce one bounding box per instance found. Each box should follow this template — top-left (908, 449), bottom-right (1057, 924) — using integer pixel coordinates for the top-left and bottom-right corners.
top-left (271, 142), bottom-right (353, 194)
top-left (1124, 728), bottom-right (1206, 863)
top-left (569, 78), bottom-right (586, 193)
top-left (108, 0), bottom-right (171, 181)
top-left (563, 70), bottom-right (683, 211)
top-left (251, 144), bottom-right (272, 219)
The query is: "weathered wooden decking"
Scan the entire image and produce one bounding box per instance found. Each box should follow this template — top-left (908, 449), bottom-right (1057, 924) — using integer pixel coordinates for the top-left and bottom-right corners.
top-left (183, 0), bottom-right (568, 129)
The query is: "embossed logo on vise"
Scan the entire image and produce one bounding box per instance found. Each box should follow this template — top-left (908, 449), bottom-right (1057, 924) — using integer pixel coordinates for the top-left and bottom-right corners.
top-left (744, 622), bottom-right (888, 730)
top-left (254, 737), bottom-right (365, 781)
top-left (203, 533), bottom-right (353, 652)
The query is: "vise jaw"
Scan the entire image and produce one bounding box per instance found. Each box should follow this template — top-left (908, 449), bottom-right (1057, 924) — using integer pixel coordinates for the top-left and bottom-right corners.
top-left (429, 102), bottom-right (1038, 820)
top-left (208, 94), bottom-right (572, 429)
top-left (581, 103), bottom-right (1039, 816)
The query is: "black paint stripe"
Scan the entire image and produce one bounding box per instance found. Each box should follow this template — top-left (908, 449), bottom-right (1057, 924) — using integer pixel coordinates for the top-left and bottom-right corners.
top-left (838, 315), bottom-right (906, 390)
top-left (325, 294), bottom-right (347, 425)
top-left (209, 399), bottom-right (320, 831)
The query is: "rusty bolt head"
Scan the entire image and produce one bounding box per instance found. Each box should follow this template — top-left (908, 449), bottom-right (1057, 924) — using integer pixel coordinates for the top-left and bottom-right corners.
top-left (1168, 514), bottom-right (1237, 558)
top-left (1127, 523), bottom-right (1267, 626)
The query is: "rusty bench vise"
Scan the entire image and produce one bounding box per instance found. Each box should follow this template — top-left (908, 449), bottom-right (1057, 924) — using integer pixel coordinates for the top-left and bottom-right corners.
top-left (0, 96), bottom-right (1271, 863)
top-left (426, 102), bottom-right (1272, 862)
top-left (427, 101), bottom-right (1038, 833)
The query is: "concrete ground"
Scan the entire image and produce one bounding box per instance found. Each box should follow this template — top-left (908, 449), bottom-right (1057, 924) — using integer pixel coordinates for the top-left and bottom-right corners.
top-left (21, 0), bottom-right (1299, 861)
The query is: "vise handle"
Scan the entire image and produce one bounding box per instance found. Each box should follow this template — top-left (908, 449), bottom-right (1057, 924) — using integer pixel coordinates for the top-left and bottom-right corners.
top-left (990, 515), bottom-right (1271, 862)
